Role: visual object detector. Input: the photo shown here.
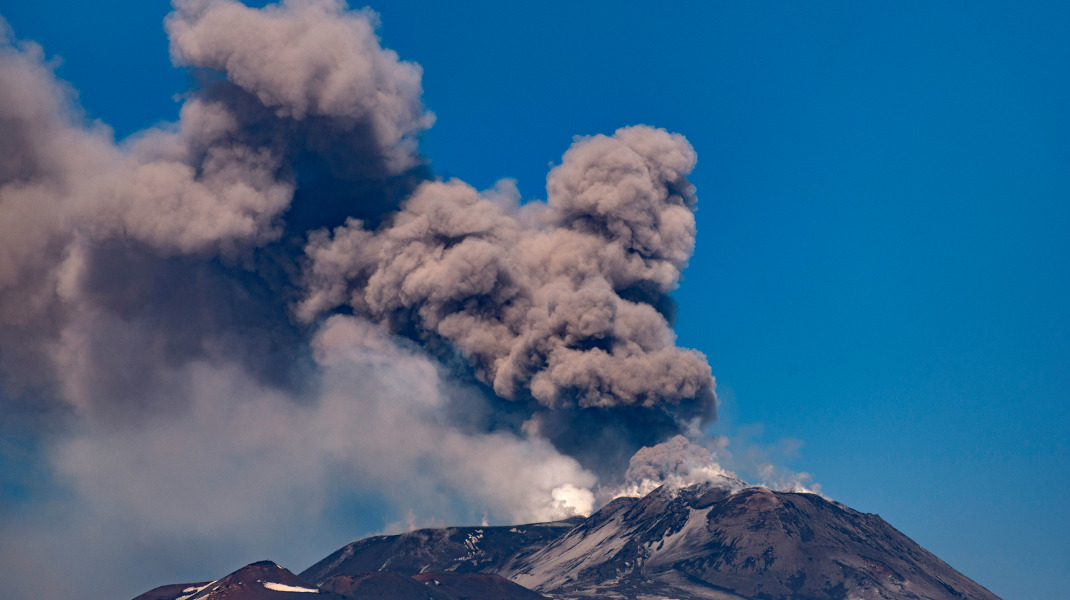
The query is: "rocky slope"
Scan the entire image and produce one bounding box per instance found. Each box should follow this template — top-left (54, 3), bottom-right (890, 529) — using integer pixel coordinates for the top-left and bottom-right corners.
top-left (134, 561), bottom-right (346, 600)
top-left (132, 483), bottom-right (1001, 600)
top-left (301, 517), bottom-right (583, 582)
top-left (503, 484), bottom-right (1000, 599)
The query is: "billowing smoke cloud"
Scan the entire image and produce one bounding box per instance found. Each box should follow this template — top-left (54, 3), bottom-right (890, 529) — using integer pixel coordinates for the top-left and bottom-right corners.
top-left (615, 435), bottom-right (745, 498)
top-left (0, 0), bottom-right (435, 425)
top-left (0, 1), bottom-right (722, 598)
top-left (51, 315), bottom-right (595, 535)
top-left (603, 434), bottom-right (823, 502)
top-left (299, 127), bottom-right (716, 472)
top-left (300, 126), bottom-right (710, 408)
top-left (2, 315), bottom-right (596, 599)
top-left (165, 0), bottom-right (432, 178)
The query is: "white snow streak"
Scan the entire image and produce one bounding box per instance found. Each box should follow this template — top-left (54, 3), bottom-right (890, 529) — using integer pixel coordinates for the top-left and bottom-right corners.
top-left (176, 580), bottom-right (216, 600)
top-left (646, 507), bottom-right (713, 566)
top-left (261, 581), bottom-right (319, 593)
top-left (511, 512), bottom-right (631, 590)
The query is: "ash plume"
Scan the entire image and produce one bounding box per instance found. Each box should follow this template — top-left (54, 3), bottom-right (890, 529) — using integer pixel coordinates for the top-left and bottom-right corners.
top-left (0, 2), bottom-right (721, 598)
top-left (299, 126), bottom-right (717, 473)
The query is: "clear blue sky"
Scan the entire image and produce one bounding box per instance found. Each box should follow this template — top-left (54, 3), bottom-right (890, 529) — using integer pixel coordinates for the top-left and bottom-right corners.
top-left (1, 2), bottom-right (1067, 599)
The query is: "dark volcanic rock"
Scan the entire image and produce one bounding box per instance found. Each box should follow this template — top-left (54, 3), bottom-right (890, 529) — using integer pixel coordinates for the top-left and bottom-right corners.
top-left (173, 560), bottom-right (347, 600)
top-left (505, 484), bottom-right (1001, 600)
top-left (309, 483), bottom-right (1000, 600)
top-left (412, 571), bottom-right (549, 600)
top-left (137, 484), bottom-right (1001, 600)
top-left (319, 571), bottom-right (454, 599)
top-left (132, 582), bottom-right (211, 600)
top-left (299, 518), bottom-right (582, 582)
top-left (311, 570), bottom-right (550, 600)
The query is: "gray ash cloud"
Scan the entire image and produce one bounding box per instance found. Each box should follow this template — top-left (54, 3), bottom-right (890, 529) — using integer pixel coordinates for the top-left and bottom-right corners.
top-left (0, 4), bottom-right (721, 596)
top-left (1, 0), bottom-right (715, 475)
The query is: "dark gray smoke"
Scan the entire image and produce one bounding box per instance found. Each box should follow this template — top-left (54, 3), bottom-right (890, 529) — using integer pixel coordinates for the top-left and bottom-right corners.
top-left (0, 2), bottom-right (721, 597)
top-left (0, 0), bottom-right (432, 423)
top-left (2, 0), bottom-right (715, 470)
top-left (299, 127), bottom-right (717, 472)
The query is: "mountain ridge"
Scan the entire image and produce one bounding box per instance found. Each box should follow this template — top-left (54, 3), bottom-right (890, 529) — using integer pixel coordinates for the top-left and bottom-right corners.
top-left (132, 483), bottom-right (1002, 600)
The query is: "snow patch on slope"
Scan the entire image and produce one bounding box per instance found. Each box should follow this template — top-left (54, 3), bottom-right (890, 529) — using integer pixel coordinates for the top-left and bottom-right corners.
top-left (178, 580), bottom-right (217, 600)
top-left (646, 507), bottom-right (713, 567)
top-left (261, 581), bottom-right (319, 593)
top-left (511, 510), bottom-right (632, 590)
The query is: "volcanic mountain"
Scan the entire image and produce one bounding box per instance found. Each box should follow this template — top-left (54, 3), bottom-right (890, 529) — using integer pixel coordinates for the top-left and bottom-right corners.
top-left (133, 483), bottom-right (1001, 600)
top-left (132, 561), bottom-right (347, 600)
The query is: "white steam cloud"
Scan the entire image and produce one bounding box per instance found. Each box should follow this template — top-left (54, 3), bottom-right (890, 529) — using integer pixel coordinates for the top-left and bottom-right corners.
top-left (55, 315), bottom-right (595, 531)
top-left (604, 435), bottom-right (824, 502)
top-left (614, 435), bottom-right (746, 499)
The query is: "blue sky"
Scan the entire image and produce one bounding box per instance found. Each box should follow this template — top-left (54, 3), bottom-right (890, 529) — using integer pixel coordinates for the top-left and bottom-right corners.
top-left (1, 1), bottom-right (1067, 599)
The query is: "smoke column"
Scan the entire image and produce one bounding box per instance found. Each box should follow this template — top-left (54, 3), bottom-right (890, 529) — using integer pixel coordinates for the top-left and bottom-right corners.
top-left (0, 1), bottom-right (734, 598)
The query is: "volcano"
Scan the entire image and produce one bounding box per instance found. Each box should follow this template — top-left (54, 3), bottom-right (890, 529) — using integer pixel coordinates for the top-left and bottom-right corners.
top-left (133, 483), bottom-right (1001, 600)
